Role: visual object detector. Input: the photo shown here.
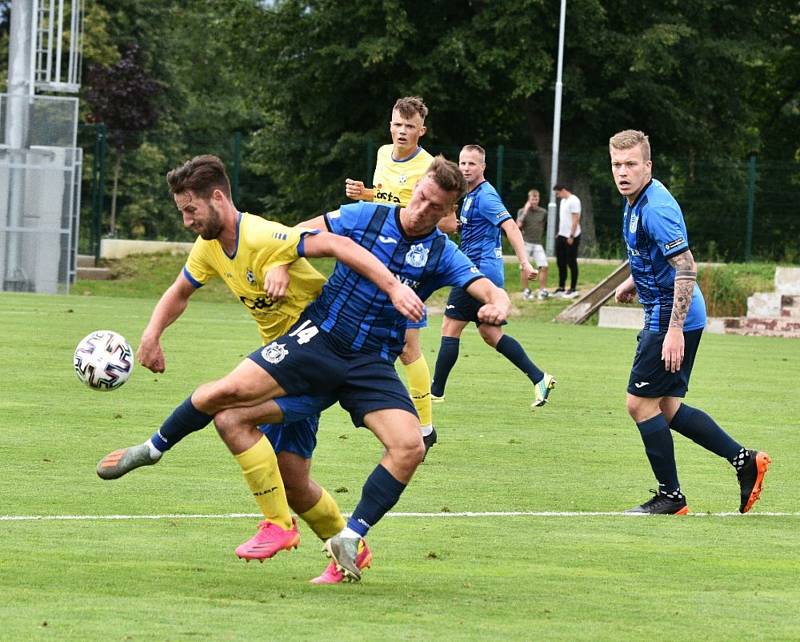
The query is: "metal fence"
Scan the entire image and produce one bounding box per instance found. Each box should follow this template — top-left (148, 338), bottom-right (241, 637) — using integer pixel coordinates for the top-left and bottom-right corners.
top-left (78, 130), bottom-right (800, 264)
top-left (1, 93), bottom-right (82, 293)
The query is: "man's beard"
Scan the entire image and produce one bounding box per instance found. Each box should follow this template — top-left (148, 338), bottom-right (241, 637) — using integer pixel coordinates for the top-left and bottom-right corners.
top-left (198, 202), bottom-right (224, 240)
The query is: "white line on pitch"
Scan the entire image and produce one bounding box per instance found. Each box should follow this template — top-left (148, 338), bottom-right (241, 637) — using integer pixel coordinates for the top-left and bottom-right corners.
top-left (1, 510), bottom-right (798, 522)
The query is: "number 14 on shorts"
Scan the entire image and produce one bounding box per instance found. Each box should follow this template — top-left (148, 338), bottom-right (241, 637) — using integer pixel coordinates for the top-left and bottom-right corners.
top-left (289, 319), bottom-right (319, 345)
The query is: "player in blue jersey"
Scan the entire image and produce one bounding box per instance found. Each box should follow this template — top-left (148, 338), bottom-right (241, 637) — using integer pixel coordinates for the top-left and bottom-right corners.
top-left (609, 129), bottom-right (770, 515)
top-left (95, 155), bottom-right (423, 583)
top-left (430, 144), bottom-right (556, 408)
top-left (150, 156), bottom-right (511, 581)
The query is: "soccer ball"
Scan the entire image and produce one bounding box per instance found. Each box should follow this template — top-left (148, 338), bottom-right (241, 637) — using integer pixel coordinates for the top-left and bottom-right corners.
top-left (73, 330), bottom-right (135, 391)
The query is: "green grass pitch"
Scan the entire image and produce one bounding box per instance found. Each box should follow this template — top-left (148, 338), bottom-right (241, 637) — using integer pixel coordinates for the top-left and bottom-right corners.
top-left (1, 290), bottom-right (798, 641)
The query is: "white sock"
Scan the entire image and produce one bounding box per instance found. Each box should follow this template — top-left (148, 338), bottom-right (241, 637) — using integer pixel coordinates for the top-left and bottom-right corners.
top-left (146, 439), bottom-right (164, 460)
top-left (419, 424), bottom-right (433, 437)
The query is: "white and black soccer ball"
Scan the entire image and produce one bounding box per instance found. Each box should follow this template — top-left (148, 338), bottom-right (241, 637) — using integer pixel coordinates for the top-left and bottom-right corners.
top-left (73, 330), bottom-right (134, 391)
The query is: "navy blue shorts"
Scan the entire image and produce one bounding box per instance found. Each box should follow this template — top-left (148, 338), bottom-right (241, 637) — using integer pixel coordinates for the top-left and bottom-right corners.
top-left (248, 317), bottom-right (417, 427)
top-left (444, 286), bottom-right (507, 326)
top-left (627, 328), bottom-right (703, 398)
top-left (259, 415), bottom-right (320, 459)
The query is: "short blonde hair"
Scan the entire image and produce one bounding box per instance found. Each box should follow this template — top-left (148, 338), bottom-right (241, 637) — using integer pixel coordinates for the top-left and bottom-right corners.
top-left (528, 189), bottom-right (540, 198)
top-left (461, 144), bottom-right (486, 163)
top-left (427, 155), bottom-right (468, 200)
top-left (609, 129), bottom-right (651, 162)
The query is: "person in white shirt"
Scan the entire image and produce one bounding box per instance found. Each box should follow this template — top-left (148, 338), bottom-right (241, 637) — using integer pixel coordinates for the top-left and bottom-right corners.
top-left (553, 183), bottom-right (581, 298)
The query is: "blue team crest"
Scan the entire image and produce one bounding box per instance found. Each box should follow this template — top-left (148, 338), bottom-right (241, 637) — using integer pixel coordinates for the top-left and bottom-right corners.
top-left (405, 243), bottom-right (429, 268)
top-left (629, 211), bottom-right (639, 233)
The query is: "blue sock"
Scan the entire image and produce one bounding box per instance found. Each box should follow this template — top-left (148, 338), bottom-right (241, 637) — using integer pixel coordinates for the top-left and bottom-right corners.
top-left (150, 396), bottom-right (213, 453)
top-left (495, 335), bottom-right (544, 384)
top-left (636, 414), bottom-right (680, 494)
top-left (346, 464), bottom-right (407, 537)
top-left (670, 404), bottom-right (742, 461)
top-left (431, 336), bottom-right (460, 397)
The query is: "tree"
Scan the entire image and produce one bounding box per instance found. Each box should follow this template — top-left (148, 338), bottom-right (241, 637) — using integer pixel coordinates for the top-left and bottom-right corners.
top-left (85, 43), bottom-right (161, 236)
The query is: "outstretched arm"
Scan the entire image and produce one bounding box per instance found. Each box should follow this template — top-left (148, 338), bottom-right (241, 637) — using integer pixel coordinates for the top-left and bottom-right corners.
top-left (138, 273), bottom-right (196, 373)
top-left (302, 231), bottom-right (424, 322)
top-left (501, 218), bottom-right (538, 283)
top-left (662, 249), bottom-right (697, 373)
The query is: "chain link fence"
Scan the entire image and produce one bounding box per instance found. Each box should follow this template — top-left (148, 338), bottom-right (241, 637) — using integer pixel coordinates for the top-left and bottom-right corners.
top-left (78, 129), bottom-right (800, 264)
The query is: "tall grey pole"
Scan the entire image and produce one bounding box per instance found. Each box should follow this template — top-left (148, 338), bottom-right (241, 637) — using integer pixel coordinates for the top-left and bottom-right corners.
top-left (546, 0), bottom-right (567, 257)
top-left (4, 0), bottom-right (34, 289)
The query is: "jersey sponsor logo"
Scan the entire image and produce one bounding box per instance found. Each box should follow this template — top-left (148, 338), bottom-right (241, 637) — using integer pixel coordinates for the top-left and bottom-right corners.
top-left (378, 235), bottom-right (398, 245)
top-left (375, 189), bottom-right (401, 203)
top-left (240, 295), bottom-right (274, 311)
top-left (665, 238), bottom-right (685, 251)
top-left (629, 212), bottom-right (639, 233)
top-left (394, 274), bottom-right (420, 289)
top-left (405, 243), bottom-right (429, 268)
top-left (246, 269), bottom-right (256, 285)
top-left (261, 342), bottom-right (288, 364)
top-left (495, 210), bottom-right (508, 219)
top-left (634, 381), bottom-right (650, 388)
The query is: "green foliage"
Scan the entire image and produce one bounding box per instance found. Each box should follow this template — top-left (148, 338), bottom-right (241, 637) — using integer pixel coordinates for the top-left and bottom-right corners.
top-left (698, 263), bottom-right (776, 317)
top-left (72, 0), bottom-right (800, 260)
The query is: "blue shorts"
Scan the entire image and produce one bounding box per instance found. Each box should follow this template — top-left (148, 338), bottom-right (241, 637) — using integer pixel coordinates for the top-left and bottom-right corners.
top-left (406, 306), bottom-right (428, 330)
top-left (248, 317), bottom-right (417, 427)
top-left (259, 415), bottom-right (320, 459)
top-left (627, 328), bottom-right (703, 398)
top-left (444, 287), bottom-right (507, 326)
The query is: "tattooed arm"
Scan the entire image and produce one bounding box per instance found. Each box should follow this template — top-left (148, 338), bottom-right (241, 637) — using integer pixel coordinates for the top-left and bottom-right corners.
top-left (662, 249), bottom-right (698, 373)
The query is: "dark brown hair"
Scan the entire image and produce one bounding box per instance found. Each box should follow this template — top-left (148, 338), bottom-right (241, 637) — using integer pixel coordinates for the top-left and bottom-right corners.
top-left (166, 155), bottom-right (231, 199)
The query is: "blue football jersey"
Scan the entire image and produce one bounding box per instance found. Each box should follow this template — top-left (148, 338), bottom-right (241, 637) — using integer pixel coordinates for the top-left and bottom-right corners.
top-left (622, 179), bottom-right (706, 332)
top-left (458, 181), bottom-right (511, 286)
top-left (301, 202), bottom-right (484, 361)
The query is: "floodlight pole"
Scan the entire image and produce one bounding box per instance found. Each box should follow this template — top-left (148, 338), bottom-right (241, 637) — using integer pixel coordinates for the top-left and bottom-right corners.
top-left (546, 0), bottom-right (567, 257)
top-left (4, 0), bottom-right (35, 289)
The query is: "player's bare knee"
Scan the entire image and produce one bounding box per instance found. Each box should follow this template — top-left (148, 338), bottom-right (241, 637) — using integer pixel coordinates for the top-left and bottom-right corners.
top-left (213, 408), bottom-right (239, 442)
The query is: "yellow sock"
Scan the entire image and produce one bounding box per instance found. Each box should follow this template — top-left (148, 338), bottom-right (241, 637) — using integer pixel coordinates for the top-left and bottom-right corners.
top-left (298, 488), bottom-right (346, 540)
top-left (404, 355), bottom-right (432, 428)
top-left (234, 437), bottom-right (292, 530)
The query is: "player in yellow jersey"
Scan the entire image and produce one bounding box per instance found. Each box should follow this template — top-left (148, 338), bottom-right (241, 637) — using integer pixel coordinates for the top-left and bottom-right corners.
top-left (95, 155), bottom-right (421, 583)
top-left (344, 96), bottom-right (456, 455)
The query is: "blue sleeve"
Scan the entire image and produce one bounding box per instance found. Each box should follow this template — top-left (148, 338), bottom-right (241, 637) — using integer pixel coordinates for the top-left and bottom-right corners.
top-left (479, 189), bottom-right (512, 227)
top-left (295, 228), bottom-right (321, 257)
top-left (324, 202), bottom-right (363, 238)
top-left (427, 240), bottom-right (485, 292)
top-left (644, 201), bottom-right (689, 258)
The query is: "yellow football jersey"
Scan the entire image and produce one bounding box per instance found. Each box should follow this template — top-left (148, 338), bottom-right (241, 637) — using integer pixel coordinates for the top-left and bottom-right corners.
top-left (183, 212), bottom-right (326, 344)
top-left (372, 144), bottom-right (433, 207)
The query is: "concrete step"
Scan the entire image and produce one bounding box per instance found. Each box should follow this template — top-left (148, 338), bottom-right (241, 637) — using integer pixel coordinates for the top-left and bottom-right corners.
top-left (776, 267), bottom-right (800, 294)
top-left (77, 254), bottom-right (97, 268)
top-left (719, 316), bottom-right (800, 338)
top-left (76, 266), bottom-right (112, 280)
